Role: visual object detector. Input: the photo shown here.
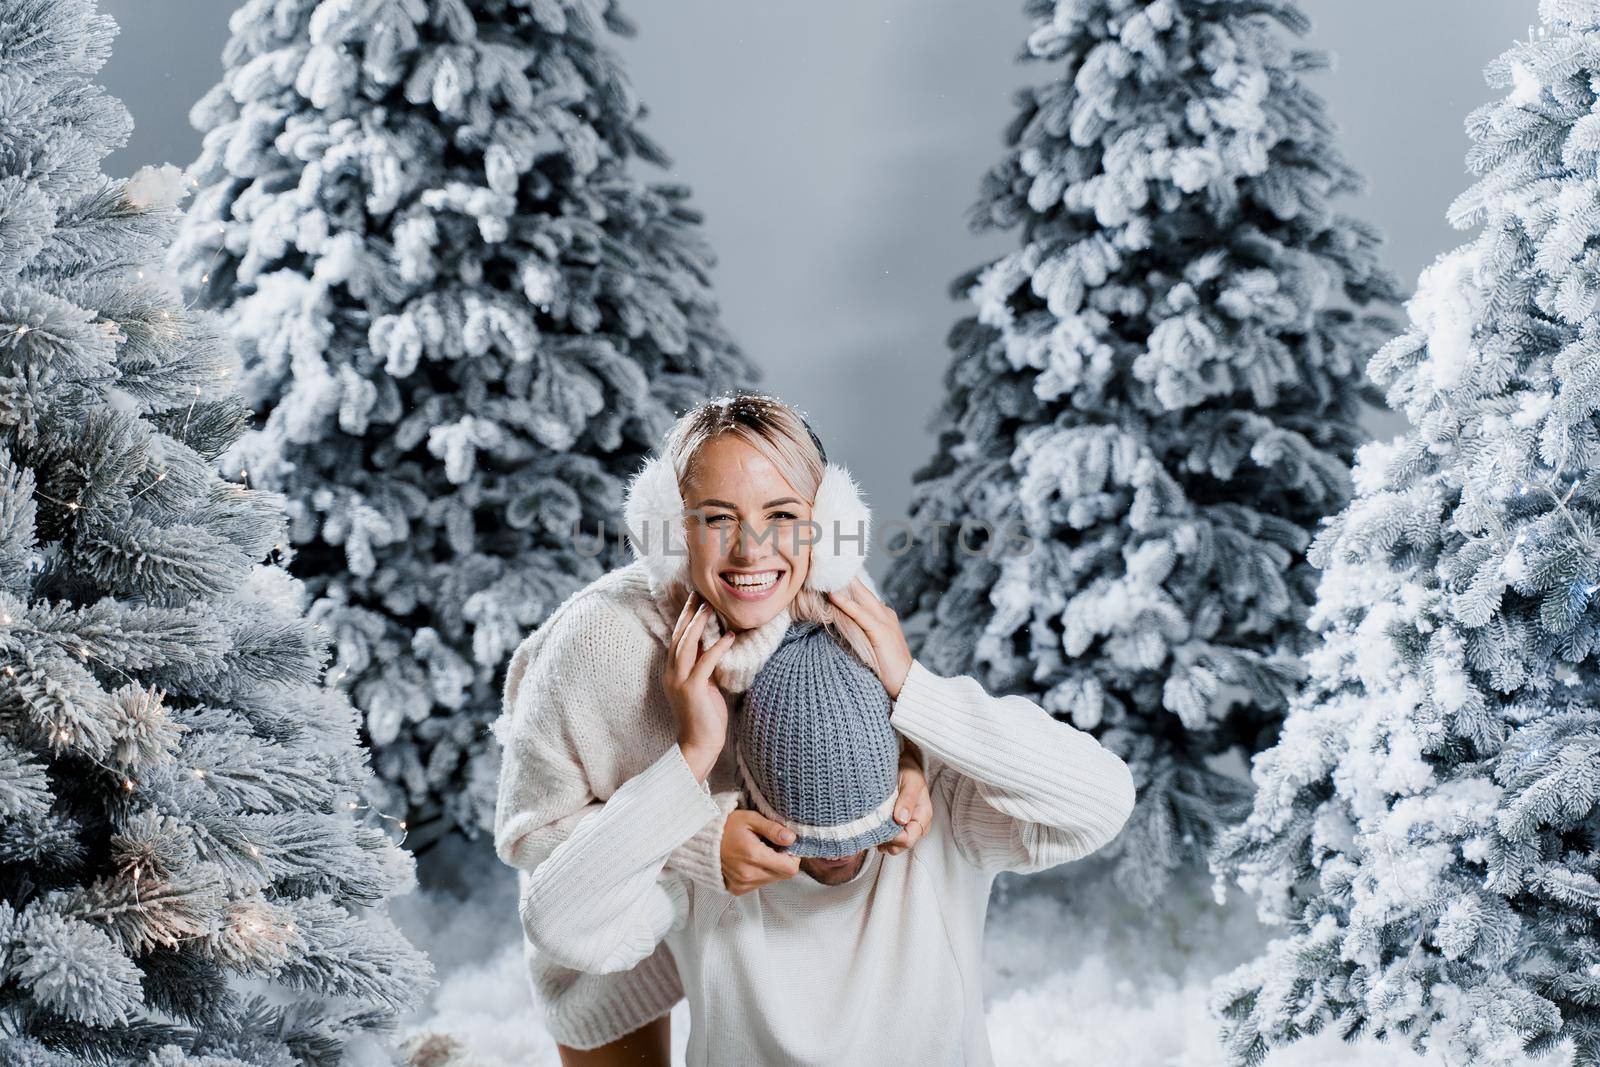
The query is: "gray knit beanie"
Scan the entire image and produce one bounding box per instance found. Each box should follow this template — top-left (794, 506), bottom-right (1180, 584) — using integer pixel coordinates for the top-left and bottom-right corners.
top-left (735, 620), bottom-right (902, 859)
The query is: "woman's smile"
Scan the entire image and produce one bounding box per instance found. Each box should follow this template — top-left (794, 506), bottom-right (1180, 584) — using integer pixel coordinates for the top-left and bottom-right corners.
top-left (719, 568), bottom-right (787, 601)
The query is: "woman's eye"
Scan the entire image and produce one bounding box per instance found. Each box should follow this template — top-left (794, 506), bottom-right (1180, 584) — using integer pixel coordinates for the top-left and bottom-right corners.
top-left (703, 511), bottom-right (797, 525)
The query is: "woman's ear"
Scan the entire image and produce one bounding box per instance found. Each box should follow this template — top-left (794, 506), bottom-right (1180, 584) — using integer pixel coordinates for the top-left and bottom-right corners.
top-left (622, 455), bottom-right (690, 595)
top-left (803, 463), bottom-right (871, 593)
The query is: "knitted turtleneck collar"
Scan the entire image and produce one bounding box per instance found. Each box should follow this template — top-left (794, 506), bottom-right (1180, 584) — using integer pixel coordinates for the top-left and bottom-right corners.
top-left (631, 566), bottom-right (794, 694)
top-left (697, 600), bottom-right (793, 694)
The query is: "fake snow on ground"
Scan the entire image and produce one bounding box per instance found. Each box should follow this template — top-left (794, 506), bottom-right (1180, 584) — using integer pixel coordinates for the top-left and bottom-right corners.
top-left (385, 838), bottom-right (1556, 1067)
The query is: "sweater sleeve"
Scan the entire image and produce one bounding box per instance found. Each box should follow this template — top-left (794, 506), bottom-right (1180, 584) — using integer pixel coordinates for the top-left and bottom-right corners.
top-left (492, 595), bottom-right (737, 895)
top-left (520, 743), bottom-right (724, 974)
top-left (888, 658), bottom-right (1136, 875)
top-left (505, 793), bottom-right (737, 893)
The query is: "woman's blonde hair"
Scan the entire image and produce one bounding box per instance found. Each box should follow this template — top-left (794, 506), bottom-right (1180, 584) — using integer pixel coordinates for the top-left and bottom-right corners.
top-left (658, 391), bottom-right (878, 673)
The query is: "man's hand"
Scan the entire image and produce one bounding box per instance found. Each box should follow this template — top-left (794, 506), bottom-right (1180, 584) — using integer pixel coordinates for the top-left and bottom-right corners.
top-left (877, 747), bottom-right (934, 855)
top-left (720, 810), bottom-right (801, 895)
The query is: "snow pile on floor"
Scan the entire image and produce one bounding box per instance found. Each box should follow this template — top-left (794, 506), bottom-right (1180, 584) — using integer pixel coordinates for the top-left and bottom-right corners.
top-left (980, 866), bottom-right (1452, 1066)
top-left (387, 840), bottom-right (1522, 1066)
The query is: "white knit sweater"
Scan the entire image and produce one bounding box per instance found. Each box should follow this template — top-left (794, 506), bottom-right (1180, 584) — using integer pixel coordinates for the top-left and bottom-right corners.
top-left (492, 559), bottom-right (849, 1047)
top-left (518, 657), bottom-right (1138, 1065)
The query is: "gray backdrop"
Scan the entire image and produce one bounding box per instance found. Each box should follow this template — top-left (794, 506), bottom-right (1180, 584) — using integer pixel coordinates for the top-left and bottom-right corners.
top-left (99, 1), bottom-right (1531, 578)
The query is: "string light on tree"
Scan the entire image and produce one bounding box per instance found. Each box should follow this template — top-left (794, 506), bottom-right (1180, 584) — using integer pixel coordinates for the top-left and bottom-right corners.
top-left (0, 6), bottom-right (431, 1053)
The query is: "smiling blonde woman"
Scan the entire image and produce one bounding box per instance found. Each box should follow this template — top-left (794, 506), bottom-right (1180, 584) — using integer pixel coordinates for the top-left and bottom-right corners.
top-left (491, 392), bottom-right (935, 1066)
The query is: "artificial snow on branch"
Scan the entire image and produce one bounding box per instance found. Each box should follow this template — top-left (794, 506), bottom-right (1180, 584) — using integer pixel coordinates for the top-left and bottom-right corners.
top-left (1211, 5), bottom-right (1600, 1064)
top-left (172, 0), bottom-right (760, 846)
top-left (885, 0), bottom-right (1399, 905)
top-left (0, 1), bottom-right (433, 1061)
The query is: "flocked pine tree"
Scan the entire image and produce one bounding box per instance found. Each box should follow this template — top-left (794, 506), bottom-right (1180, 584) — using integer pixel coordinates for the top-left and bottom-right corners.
top-left (882, 0), bottom-right (1398, 903)
top-left (0, 2), bottom-right (433, 1063)
top-left (172, 0), bottom-right (757, 846)
top-left (1211, 5), bottom-right (1600, 1065)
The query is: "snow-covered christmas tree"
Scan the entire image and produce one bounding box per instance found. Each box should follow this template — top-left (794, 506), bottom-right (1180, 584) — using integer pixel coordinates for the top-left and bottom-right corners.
top-left (882, 0), bottom-right (1398, 903)
top-left (172, 0), bottom-right (758, 846)
top-left (1211, 5), bottom-right (1600, 1065)
top-left (0, 1), bottom-right (433, 1062)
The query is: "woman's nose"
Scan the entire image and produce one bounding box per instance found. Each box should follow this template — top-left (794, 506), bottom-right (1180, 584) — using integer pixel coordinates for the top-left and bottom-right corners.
top-left (731, 519), bottom-right (766, 561)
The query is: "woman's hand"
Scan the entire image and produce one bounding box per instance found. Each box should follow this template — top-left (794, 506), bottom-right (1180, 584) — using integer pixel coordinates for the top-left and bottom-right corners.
top-left (664, 590), bottom-right (735, 779)
top-left (720, 810), bottom-right (801, 894)
top-left (877, 744), bottom-right (934, 855)
top-left (826, 577), bottom-right (913, 700)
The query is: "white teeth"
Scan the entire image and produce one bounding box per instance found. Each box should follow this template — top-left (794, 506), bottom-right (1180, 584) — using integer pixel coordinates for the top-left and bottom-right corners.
top-left (726, 572), bottom-right (779, 589)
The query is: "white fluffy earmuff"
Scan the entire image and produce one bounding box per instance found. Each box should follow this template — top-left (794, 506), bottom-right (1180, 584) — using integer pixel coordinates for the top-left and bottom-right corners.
top-left (621, 454), bottom-right (871, 596)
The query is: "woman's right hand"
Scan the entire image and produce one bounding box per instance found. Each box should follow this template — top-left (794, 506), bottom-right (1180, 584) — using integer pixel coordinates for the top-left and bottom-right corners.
top-left (719, 810), bottom-right (800, 894)
top-left (665, 590), bottom-right (735, 779)
top-left (664, 592), bottom-right (798, 893)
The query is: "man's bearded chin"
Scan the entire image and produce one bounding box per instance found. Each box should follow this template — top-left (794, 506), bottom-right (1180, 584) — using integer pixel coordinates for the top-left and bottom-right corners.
top-left (799, 852), bottom-right (867, 885)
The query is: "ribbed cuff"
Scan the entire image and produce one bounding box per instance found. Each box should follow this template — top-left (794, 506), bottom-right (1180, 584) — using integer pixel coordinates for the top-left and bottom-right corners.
top-left (648, 743), bottom-right (730, 845)
top-left (668, 789), bottom-right (739, 894)
top-left (889, 660), bottom-right (955, 743)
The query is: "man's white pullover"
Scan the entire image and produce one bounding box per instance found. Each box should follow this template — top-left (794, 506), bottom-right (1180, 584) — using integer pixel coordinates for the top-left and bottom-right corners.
top-left (518, 651), bottom-right (1137, 1065)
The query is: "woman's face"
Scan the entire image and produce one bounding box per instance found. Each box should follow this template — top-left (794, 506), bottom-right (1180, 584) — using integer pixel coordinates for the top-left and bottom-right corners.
top-left (681, 434), bottom-right (812, 631)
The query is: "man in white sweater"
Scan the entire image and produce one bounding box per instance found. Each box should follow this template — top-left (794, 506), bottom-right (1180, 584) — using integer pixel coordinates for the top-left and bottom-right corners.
top-left (520, 588), bottom-right (1137, 1065)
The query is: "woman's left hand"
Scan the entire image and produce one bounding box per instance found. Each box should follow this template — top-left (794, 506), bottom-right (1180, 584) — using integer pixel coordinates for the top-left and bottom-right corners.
top-left (877, 745), bottom-right (934, 855)
top-left (826, 577), bottom-right (913, 700)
